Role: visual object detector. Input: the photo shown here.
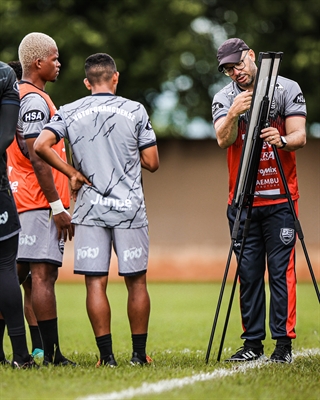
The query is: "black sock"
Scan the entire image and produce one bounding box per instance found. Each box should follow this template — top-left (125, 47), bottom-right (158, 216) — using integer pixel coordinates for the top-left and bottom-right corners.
top-left (132, 333), bottom-right (148, 357)
top-left (276, 337), bottom-right (292, 349)
top-left (37, 318), bottom-right (63, 362)
top-left (10, 334), bottom-right (29, 363)
top-left (29, 325), bottom-right (43, 351)
top-left (96, 333), bottom-right (113, 360)
top-left (244, 339), bottom-right (263, 350)
top-left (0, 319), bottom-right (6, 360)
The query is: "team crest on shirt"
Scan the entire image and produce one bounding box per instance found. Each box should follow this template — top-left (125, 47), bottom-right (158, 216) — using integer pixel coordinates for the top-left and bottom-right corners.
top-left (293, 93), bottom-right (305, 104)
top-left (22, 109), bottom-right (45, 123)
top-left (279, 228), bottom-right (294, 245)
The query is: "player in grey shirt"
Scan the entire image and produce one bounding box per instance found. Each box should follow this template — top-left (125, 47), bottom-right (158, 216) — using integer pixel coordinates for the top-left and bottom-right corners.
top-left (45, 93), bottom-right (156, 228)
top-left (35, 53), bottom-right (159, 367)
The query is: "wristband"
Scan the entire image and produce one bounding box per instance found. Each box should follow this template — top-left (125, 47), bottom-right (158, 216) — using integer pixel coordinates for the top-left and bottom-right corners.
top-left (49, 199), bottom-right (65, 215)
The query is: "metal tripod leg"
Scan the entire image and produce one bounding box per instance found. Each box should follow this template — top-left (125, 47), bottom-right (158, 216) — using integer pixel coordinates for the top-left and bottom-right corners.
top-left (272, 145), bottom-right (320, 303)
top-left (216, 208), bottom-right (252, 361)
top-left (205, 242), bottom-right (233, 364)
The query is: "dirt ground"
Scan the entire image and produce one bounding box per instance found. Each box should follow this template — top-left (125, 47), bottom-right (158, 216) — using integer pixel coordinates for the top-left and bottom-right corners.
top-left (59, 244), bottom-right (319, 284)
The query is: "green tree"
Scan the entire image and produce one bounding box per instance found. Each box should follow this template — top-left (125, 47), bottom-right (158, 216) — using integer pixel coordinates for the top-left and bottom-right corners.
top-left (0, 0), bottom-right (318, 137)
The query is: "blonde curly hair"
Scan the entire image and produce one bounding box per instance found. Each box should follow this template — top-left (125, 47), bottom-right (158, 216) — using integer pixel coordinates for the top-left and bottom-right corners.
top-left (18, 32), bottom-right (57, 74)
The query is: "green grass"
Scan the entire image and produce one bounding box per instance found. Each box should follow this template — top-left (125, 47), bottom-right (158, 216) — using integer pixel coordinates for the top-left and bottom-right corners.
top-left (1, 282), bottom-right (319, 400)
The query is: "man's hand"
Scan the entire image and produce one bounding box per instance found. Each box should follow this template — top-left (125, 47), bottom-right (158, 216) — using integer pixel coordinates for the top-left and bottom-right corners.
top-left (69, 171), bottom-right (92, 201)
top-left (230, 90), bottom-right (253, 117)
top-left (260, 126), bottom-right (282, 148)
top-left (215, 91), bottom-right (253, 149)
top-left (53, 211), bottom-right (74, 241)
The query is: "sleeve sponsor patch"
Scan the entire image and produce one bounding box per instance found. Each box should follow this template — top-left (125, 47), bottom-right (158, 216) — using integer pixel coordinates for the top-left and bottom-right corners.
top-left (50, 113), bottom-right (62, 122)
top-left (22, 109), bottom-right (45, 123)
top-left (212, 102), bottom-right (224, 115)
top-left (145, 119), bottom-right (153, 130)
top-left (293, 93), bottom-right (305, 104)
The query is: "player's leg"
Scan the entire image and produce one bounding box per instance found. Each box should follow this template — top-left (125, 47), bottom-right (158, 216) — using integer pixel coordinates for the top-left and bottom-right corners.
top-left (114, 226), bottom-right (152, 365)
top-left (0, 314), bottom-right (8, 364)
top-left (85, 274), bottom-right (116, 366)
top-left (0, 235), bottom-right (33, 367)
top-left (18, 210), bottom-right (75, 366)
top-left (225, 205), bottom-right (266, 362)
top-left (124, 272), bottom-right (151, 364)
top-left (17, 262), bottom-right (43, 354)
top-left (264, 202), bottom-right (296, 363)
top-left (75, 224), bottom-right (116, 367)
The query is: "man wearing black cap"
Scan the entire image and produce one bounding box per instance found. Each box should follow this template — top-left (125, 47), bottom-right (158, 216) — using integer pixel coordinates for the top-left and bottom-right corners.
top-left (212, 38), bottom-right (307, 363)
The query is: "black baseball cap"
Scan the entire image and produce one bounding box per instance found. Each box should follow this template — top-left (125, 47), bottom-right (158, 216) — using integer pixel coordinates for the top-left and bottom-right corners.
top-left (217, 38), bottom-right (250, 72)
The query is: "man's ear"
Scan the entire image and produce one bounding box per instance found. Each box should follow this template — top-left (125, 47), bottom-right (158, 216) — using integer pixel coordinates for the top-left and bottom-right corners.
top-left (113, 71), bottom-right (119, 85)
top-left (83, 78), bottom-right (91, 91)
top-left (35, 58), bottom-right (42, 69)
top-left (248, 49), bottom-right (255, 62)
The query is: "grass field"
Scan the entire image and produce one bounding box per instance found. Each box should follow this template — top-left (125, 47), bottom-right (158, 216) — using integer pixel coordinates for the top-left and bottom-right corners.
top-left (1, 282), bottom-right (319, 400)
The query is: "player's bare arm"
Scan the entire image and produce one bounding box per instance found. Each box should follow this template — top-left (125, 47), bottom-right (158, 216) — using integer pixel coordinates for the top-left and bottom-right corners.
top-left (260, 116), bottom-right (306, 151)
top-left (215, 90), bottom-right (253, 149)
top-left (140, 145), bottom-right (159, 172)
top-left (34, 129), bottom-right (91, 201)
top-left (28, 136), bottom-right (73, 241)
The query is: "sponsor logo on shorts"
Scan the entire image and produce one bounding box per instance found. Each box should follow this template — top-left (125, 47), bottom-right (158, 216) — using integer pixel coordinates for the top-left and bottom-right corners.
top-left (19, 234), bottom-right (36, 246)
top-left (280, 228), bottom-right (295, 245)
top-left (76, 246), bottom-right (99, 260)
top-left (123, 247), bottom-right (142, 262)
top-left (0, 211), bottom-right (8, 225)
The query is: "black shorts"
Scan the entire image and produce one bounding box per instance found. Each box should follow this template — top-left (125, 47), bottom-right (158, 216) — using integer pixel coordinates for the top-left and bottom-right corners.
top-left (0, 186), bottom-right (21, 241)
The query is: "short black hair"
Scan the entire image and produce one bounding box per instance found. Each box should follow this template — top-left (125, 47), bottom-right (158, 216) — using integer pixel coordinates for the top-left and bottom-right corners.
top-left (85, 53), bottom-right (117, 85)
top-left (8, 60), bottom-right (22, 80)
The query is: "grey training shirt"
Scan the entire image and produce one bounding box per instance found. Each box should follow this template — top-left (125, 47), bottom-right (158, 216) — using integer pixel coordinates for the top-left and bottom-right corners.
top-left (44, 93), bottom-right (157, 229)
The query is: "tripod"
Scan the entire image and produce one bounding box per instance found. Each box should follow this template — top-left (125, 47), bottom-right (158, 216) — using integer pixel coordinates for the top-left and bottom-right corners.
top-left (205, 52), bottom-right (320, 364)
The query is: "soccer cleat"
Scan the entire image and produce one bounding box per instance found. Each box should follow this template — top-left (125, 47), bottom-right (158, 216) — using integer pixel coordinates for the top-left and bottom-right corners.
top-left (225, 346), bottom-right (265, 362)
top-left (270, 346), bottom-right (292, 363)
top-left (43, 355), bottom-right (77, 367)
top-left (95, 354), bottom-right (118, 368)
top-left (31, 348), bottom-right (44, 363)
top-left (130, 352), bottom-right (153, 365)
top-left (0, 358), bottom-right (10, 366)
top-left (12, 355), bottom-right (39, 369)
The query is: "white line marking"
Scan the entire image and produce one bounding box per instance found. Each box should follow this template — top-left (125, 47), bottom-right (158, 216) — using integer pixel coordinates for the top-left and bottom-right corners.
top-left (77, 348), bottom-right (320, 400)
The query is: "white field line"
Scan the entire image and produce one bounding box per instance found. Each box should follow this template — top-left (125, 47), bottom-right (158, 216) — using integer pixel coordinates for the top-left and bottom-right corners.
top-left (77, 348), bottom-right (320, 400)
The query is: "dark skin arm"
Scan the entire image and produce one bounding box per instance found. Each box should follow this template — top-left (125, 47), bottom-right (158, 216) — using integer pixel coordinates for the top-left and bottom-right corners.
top-left (26, 136), bottom-right (74, 241)
top-left (140, 145), bottom-right (159, 172)
top-left (34, 130), bottom-right (91, 202)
